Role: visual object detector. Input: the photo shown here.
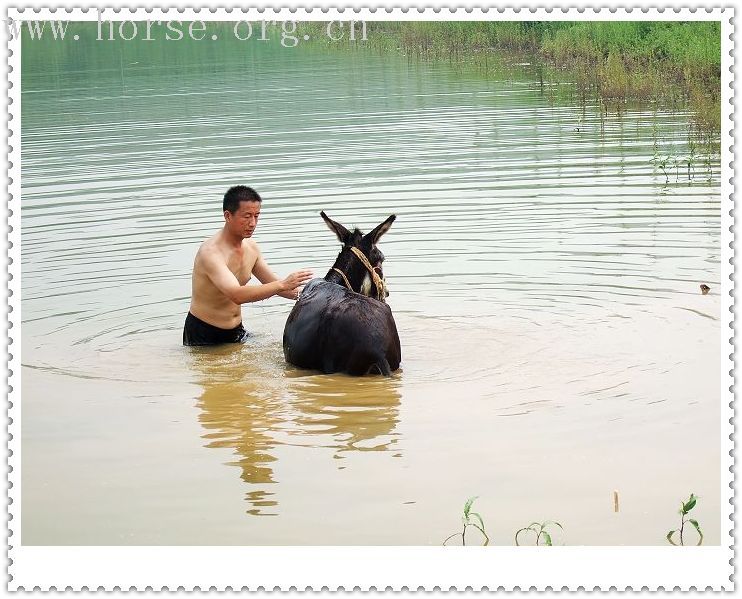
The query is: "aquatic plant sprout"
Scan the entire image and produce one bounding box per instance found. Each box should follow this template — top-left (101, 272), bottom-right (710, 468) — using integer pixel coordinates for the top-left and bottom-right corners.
top-left (667, 493), bottom-right (704, 546)
top-left (443, 496), bottom-right (490, 546)
top-left (651, 146), bottom-right (710, 184)
top-left (515, 520), bottom-right (564, 546)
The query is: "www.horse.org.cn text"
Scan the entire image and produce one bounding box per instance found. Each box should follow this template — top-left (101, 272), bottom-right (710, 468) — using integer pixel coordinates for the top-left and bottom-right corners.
top-left (9, 19), bottom-right (369, 47)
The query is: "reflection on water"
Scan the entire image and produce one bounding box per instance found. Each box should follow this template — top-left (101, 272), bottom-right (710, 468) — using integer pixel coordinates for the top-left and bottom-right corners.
top-left (191, 344), bottom-right (284, 516)
top-left (190, 341), bottom-right (401, 516)
top-left (287, 373), bottom-right (401, 460)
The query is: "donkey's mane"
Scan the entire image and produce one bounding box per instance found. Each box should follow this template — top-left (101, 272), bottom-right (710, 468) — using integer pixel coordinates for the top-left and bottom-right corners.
top-left (346, 229), bottom-right (364, 245)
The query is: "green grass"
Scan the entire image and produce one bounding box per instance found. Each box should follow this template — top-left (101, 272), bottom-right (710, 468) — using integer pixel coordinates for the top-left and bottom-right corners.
top-left (363, 21), bottom-right (720, 72)
top-left (540, 22), bottom-right (720, 69)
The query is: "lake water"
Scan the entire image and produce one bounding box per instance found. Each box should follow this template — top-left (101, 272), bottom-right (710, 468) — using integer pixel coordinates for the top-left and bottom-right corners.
top-left (20, 29), bottom-right (722, 545)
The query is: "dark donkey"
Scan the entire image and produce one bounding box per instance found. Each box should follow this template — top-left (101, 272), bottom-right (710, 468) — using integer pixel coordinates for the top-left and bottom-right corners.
top-left (283, 212), bottom-right (401, 376)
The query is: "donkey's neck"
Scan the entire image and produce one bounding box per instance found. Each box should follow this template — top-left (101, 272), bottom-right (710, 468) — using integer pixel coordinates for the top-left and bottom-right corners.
top-left (326, 267), bottom-right (350, 289)
top-left (325, 250), bottom-right (366, 292)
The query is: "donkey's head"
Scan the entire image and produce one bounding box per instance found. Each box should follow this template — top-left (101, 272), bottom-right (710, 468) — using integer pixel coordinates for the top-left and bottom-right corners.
top-left (321, 211), bottom-right (396, 302)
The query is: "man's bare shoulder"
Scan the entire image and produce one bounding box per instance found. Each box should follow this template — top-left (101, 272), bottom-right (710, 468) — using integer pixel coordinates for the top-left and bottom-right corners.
top-left (243, 238), bottom-right (261, 254)
top-left (195, 234), bottom-right (225, 264)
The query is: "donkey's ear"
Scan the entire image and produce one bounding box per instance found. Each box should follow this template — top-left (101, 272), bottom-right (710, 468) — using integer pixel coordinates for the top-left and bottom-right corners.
top-left (366, 214), bottom-right (396, 245)
top-left (321, 211), bottom-right (352, 244)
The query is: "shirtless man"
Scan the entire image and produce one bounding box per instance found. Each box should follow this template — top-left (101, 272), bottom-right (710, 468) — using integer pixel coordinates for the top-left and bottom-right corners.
top-left (183, 185), bottom-right (313, 346)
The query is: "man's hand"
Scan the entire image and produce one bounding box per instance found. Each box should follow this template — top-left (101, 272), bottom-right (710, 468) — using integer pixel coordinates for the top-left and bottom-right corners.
top-left (281, 270), bottom-right (313, 296)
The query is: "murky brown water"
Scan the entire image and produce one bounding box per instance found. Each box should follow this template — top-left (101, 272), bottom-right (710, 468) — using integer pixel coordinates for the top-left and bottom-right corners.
top-left (21, 30), bottom-right (722, 545)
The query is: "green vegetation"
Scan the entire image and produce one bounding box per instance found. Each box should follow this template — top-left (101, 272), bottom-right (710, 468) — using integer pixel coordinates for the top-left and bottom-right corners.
top-left (366, 20), bottom-right (718, 67)
top-left (321, 21), bottom-right (722, 133)
top-left (650, 139), bottom-right (712, 185)
top-left (515, 520), bottom-right (564, 546)
top-left (443, 496), bottom-right (490, 546)
top-left (667, 493), bottom-right (704, 546)
top-left (444, 491), bottom-right (706, 545)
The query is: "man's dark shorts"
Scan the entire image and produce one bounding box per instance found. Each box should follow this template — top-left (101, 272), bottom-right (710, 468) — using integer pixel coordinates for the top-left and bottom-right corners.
top-left (183, 312), bottom-right (249, 346)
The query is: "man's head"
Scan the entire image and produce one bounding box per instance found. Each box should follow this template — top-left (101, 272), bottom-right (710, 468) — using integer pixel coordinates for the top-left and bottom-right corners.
top-left (223, 185), bottom-right (262, 239)
top-left (223, 185), bottom-right (262, 213)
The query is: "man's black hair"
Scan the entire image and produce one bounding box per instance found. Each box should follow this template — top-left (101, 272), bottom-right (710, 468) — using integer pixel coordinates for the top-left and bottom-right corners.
top-left (223, 185), bottom-right (262, 213)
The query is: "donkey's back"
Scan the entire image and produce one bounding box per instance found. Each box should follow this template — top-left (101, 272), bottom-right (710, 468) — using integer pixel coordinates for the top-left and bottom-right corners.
top-left (283, 279), bottom-right (401, 376)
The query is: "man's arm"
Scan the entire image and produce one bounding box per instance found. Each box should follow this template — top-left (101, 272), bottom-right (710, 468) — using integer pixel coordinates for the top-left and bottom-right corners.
top-left (202, 251), bottom-right (310, 304)
top-left (252, 251), bottom-right (306, 300)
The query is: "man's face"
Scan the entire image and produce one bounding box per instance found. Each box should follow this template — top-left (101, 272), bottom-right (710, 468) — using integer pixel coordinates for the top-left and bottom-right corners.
top-left (225, 200), bottom-right (261, 238)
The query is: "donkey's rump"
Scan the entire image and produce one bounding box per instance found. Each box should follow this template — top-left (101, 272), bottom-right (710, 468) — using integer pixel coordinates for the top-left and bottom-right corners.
top-left (283, 279), bottom-right (401, 375)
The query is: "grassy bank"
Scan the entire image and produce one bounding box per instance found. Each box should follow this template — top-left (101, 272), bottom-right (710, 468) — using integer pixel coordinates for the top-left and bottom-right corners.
top-left (317, 21), bottom-right (722, 133)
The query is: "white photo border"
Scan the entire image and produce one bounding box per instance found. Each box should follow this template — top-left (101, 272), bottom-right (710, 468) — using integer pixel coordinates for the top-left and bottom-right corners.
top-left (5, 4), bottom-right (735, 591)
